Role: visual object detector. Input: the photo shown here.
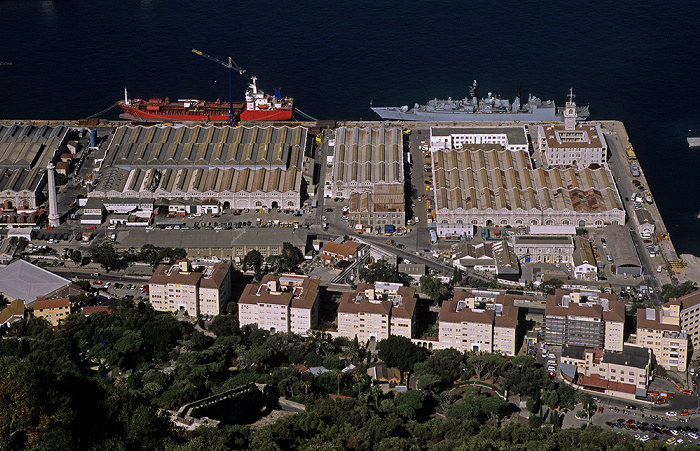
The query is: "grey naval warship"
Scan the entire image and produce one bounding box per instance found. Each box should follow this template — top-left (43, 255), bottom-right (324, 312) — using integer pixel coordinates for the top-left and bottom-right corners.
top-left (371, 81), bottom-right (589, 122)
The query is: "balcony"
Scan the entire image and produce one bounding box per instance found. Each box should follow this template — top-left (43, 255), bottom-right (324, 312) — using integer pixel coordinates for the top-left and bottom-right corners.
top-left (662, 331), bottom-right (686, 339)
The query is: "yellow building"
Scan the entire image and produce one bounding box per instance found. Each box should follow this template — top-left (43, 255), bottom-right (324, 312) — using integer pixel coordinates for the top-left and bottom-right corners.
top-left (438, 292), bottom-right (519, 356)
top-left (33, 297), bottom-right (70, 326)
top-left (337, 282), bottom-right (416, 342)
top-left (148, 259), bottom-right (232, 317)
top-left (238, 274), bottom-right (320, 335)
top-left (637, 302), bottom-right (688, 372)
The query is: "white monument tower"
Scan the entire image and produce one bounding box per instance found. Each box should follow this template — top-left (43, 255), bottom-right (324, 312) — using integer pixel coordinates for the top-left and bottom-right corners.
top-left (47, 163), bottom-right (60, 227)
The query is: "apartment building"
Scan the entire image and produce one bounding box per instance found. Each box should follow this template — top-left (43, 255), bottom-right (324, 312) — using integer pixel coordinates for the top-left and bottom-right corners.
top-left (337, 282), bottom-right (416, 342)
top-left (148, 259), bottom-right (232, 316)
top-left (238, 274), bottom-right (320, 335)
top-left (668, 290), bottom-right (700, 355)
top-left (33, 297), bottom-right (70, 326)
top-left (438, 292), bottom-right (519, 356)
top-left (543, 290), bottom-right (625, 352)
top-left (636, 303), bottom-right (689, 372)
top-left (560, 344), bottom-right (651, 399)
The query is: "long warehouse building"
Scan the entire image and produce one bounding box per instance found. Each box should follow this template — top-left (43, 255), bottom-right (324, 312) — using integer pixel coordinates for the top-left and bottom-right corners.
top-left (431, 145), bottom-right (625, 237)
top-left (89, 124), bottom-right (309, 210)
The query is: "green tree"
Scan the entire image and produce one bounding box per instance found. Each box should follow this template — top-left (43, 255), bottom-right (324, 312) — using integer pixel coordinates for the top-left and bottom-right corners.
top-left (242, 249), bottom-right (265, 280)
top-left (660, 281), bottom-right (697, 302)
top-left (139, 244), bottom-right (163, 268)
top-left (359, 260), bottom-right (410, 285)
top-left (90, 239), bottom-right (122, 271)
top-left (423, 348), bottom-right (463, 384)
top-left (377, 335), bottom-right (427, 373)
top-left (419, 273), bottom-right (449, 304)
top-left (69, 249), bottom-right (82, 266)
top-left (266, 242), bottom-right (303, 274)
top-left (209, 314), bottom-right (239, 337)
top-left (540, 278), bottom-right (564, 295)
top-left (451, 268), bottom-right (464, 286)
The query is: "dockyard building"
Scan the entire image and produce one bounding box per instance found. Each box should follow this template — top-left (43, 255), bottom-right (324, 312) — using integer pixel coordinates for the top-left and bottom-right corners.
top-left (347, 184), bottom-right (405, 229)
top-left (603, 225), bottom-right (642, 277)
top-left (238, 274), bottom-right (320, 335)
top-left (0, 124), bottom-right (70, 212)
top-left (537, 96), bottom-right (607, 168)
top-left (512, 235), bottom-right (574, 265)
top-left (430, 144), bottom-right (624, 238)
top-left (89, 124), bottom-right (308, 212)
top-left (329, 126), bottom-right (404, 199)
top-left (429, 126), bottom-right (529, 152)
top-left (451, 241), bottom-right (497, 272)
top-left (572, 236), bottom-right (598, 280)
top-left (633, 208), bottom-right (655, 239)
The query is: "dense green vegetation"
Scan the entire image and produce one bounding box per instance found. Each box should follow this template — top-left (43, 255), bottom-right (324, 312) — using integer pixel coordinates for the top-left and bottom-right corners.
top-left (0, 298), bottom-right (690, 450)
top-left (359, 260), bottom-right (411, 285)
top-left (660, 280), bottom-right (697, 302)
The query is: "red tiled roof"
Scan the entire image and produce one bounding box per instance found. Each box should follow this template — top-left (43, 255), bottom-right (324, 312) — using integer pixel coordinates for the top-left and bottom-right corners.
top-left (674, 290), bottom-right (700, 311)
top-left (579, 374), bottom-right (608, 389)
top-left (439, 299), bottom-right (494, 324)
top-left (579, 374), bottom-right (638, 395)
top-left (607, 380), bottom-right (637, 394)
top-left (338, 283), bottom-right (416, 319)
top-left (321, 241), bottom-right (358, 260)
top-left (149, 263), bottom-right (202, 286)
top-left (199, 262), bottom-right (231, 289)
top-left (81, 306), bottom-right (111, 316)
top-left (33, 297), bottom-right (70, 310)
top-left (636, 308), bottom-right (681, 332)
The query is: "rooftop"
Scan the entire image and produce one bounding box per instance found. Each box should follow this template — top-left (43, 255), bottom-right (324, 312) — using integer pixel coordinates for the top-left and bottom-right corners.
top-left (33, 297), bottom-right (70, 310)
top-left (239, 274), bottom-right (319, 310)
top-left (604, 225), bottom-right (642, 268)
top-left (332, 127), bottom-right (403, 185)
top-left (338, 283), bottom-right (416, 319)
top-left (601, 344), bottom-right (650, 370)
top-left (431, 147), bottom-right (622, 214)
top-left (0, 260), bottom-right (71, 305)
top-left (430, 126), bottom-right (529, 145)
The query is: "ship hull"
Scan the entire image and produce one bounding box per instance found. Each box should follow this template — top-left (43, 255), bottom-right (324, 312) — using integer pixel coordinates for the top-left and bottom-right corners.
top-left (239, 108), bottom-right (293, 121)
top-left (118, 102), bottom-right (293, 122)
top-left (118, 101), bottom-right (242, 122)
top-left (371, 106), bottom-right (561, 122)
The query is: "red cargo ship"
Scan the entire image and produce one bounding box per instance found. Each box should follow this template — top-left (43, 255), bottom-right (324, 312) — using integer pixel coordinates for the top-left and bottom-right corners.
top-left (117, 76), bottom-right (293, 122)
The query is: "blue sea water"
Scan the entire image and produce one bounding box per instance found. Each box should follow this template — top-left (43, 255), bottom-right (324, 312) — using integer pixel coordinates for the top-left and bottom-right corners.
top-left (1, 1), bottom-right (699, 254)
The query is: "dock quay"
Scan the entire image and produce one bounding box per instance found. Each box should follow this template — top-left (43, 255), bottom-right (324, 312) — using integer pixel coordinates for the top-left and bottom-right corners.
top-left (601, 120), bottom-right (683, 282)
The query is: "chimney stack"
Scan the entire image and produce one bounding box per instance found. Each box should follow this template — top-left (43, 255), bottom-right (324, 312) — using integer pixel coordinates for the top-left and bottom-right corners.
top-left (47, 163), bottom-right (60, 227)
